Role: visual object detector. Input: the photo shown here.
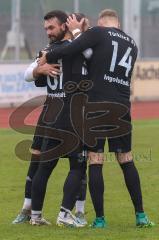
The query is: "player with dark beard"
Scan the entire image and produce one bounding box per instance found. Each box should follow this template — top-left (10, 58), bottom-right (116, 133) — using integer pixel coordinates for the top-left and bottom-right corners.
top-left (12, 11), bottom-right (90, 226)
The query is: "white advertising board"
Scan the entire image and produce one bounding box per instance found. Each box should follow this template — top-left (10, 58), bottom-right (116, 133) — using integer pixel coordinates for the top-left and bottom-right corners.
top-left (0, 64), bottom-right (46, 107)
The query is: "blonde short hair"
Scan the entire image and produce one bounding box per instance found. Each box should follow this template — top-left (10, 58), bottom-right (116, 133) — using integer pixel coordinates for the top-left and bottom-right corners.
top-left (99, 9), bottom-right (119, 20)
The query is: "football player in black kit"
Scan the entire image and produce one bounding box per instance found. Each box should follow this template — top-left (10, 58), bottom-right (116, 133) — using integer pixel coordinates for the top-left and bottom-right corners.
top-left (30, 12), bottom-right (91, 227)
top-left (40, 9), bottom-right (154, 228)
top-left (12, 11), bottom-right (90, 227)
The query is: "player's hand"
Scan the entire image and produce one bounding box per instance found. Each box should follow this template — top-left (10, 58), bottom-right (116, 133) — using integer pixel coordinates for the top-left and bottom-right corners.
top-left (38, 51), bottom-right (47, 65)
top-left (33, 63), bottom-right (61, 78)
top-left (66, 14), bottom-right (85, 32)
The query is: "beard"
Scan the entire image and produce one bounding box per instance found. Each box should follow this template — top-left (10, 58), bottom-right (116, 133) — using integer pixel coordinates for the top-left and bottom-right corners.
top-left (49, 29), bottom-right (67, 44)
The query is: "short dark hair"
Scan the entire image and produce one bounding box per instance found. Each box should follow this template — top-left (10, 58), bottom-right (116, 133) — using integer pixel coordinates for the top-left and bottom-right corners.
top-left (44, 10), bottom-right (68, 24)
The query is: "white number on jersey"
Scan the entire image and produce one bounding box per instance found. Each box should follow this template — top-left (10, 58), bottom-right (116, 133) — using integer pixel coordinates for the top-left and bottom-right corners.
top-left (110, 41), bottom-right (132, 77)
top-left (47, 59), bottom-right (63, 90)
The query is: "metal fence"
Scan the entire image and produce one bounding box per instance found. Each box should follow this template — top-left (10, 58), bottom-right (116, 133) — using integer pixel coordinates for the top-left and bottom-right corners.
top-left (141, 0), bottom-right (159, 58)
top-left (0, 0), bottom-right (159, 61)
top-left (0, 0), bottom-right (123, 62)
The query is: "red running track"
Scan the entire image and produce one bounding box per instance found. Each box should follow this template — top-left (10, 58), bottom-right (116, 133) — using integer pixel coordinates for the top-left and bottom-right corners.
top-left (0, 102), bottom-right (159, 129)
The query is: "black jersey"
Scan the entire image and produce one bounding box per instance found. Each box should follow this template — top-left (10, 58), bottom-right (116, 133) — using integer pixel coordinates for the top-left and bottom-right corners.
top-left (34, 40), bottom-right (89, 130)
top-left (35, 40), bottom-right (88, 101)
top-left (46, 26), bottom-right (138, 107)
top-left (35, 40), bottom-right (71, 98)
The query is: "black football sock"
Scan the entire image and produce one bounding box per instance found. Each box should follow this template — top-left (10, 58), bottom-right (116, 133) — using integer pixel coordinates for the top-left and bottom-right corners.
top-left (120, 161), bottom-right (144, 213)
top-left (76, 173), bottom-right (87, 201)
top-left (89, 164), bottom-right (104, 217)
top-left (31, 159), bottom-right (59, 211)
top-left (25, 154), bottom-right (40, 199)
top-left (62, 169), bottom-right (83, 211)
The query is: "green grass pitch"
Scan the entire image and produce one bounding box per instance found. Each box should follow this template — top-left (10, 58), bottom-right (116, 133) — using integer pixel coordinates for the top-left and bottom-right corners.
top-left (0, 120), bottom-right (159, 240)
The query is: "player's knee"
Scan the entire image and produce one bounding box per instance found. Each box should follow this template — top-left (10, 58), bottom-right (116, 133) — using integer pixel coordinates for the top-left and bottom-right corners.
top-left (88, 151), bottom-right (104, 165)
top-left (116, 151), bottom-right (133, 164)
top-left (30, 148), bottom-right (41, 155)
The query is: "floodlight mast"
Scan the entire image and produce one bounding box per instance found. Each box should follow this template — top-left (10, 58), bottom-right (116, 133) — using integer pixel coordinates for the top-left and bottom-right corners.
top-left (0, 0), bottom-right (23, 61)
top-left (74, 0), bottom-right (79, 12)
top-left (123, 0), bottom-right (141, 57)
top-left (12, 0), bottom-right (21, 61)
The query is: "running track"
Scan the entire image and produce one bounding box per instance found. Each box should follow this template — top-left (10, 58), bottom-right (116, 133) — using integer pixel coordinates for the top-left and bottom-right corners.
top-left (0, 101), bottom-right (159, 129)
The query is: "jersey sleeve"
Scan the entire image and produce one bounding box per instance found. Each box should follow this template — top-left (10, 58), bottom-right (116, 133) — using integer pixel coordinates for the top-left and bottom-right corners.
top-left (34, 75), bottom-right (47, 87)
top-left (24, 58), bottom-right (47, 87)
top-left (24, 60), bottom-right (38, 82)
top-left (46, 27), bottom-right (102, 63)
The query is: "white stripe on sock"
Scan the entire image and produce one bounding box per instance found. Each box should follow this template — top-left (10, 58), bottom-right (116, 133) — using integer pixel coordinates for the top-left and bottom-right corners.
top-left (22, 198), bottom-right (31, 210)
top-left (31, 210), bottom-right (42, 219)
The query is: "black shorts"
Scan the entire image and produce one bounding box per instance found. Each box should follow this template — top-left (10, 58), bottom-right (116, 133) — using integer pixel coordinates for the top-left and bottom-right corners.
top-left (41, 104), bottom-right (106, 157)
top-left (40, 108), bottom-right (130, 155)
top-left (107, 132), bottom-right (131, 153)
top-left (83, 133), bottom-right (131, 153)
top-left (85, 139), bottom-right (106, 153)
top-left (107, 110), bottom-right (132, 153)
top-left (84, 108), bottom-right (131, 153)
top-left (37, 99), bottom-right (131, 155)
top-left (40, 135), bottom-right (84, 159)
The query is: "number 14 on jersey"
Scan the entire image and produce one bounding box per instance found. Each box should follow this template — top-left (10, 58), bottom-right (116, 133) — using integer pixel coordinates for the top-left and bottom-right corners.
top-left (110, 40), bottom-right (132, 77)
